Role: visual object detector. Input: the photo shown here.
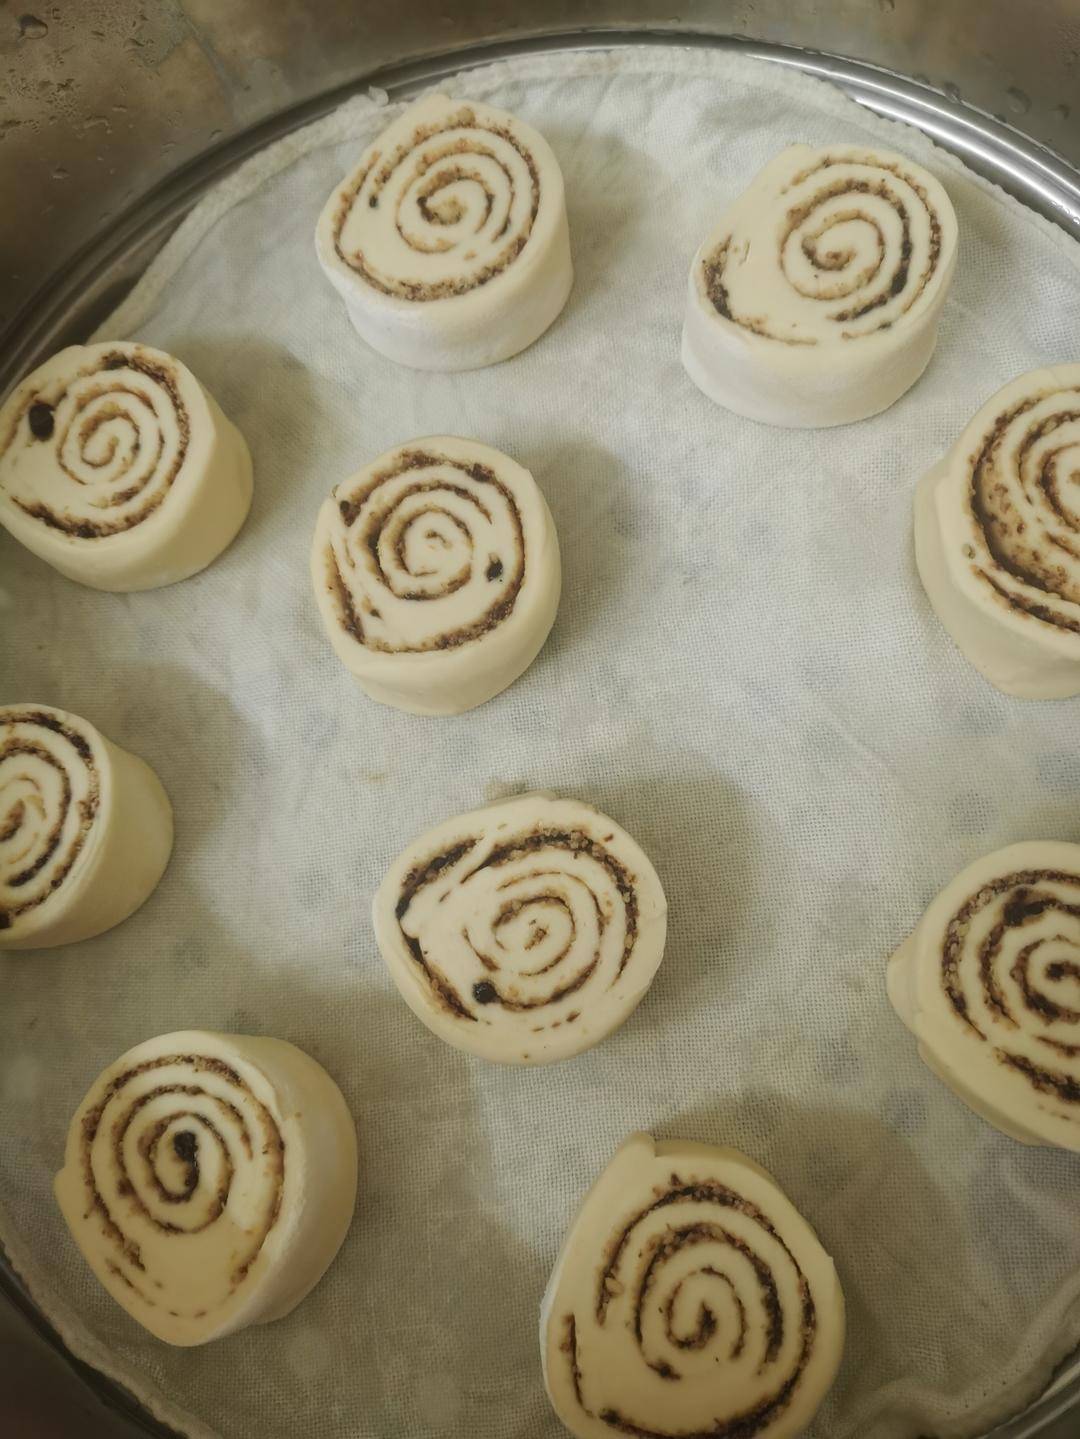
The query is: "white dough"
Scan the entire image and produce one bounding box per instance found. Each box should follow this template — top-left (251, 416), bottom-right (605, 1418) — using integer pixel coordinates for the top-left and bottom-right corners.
top-left (682, 144), bottom-right (958, 427)
top-left (54, 1031), bottom-right (359, 1346)
top-left (310, 436), bottom-right (561, 715)
top-left (372, 793), bottom-right (667, 1063)
top-left (914, 363), bottom-right (1080, 698)
top-left (315, 94), bottom-right (573, 370)
top-left (0, 341), bottom-right (252, 591)
top-left (541, 1132), bottom-right (845, 1439)
top-left (888, 842), bottom-right (1080, 1151)
top-left (0, 704), bottom-right (172, 951)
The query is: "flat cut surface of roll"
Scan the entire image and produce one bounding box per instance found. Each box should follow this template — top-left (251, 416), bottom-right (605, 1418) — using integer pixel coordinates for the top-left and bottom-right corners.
top-left (682, 145), bottom-right (958, 427)
top-left (0, 704), bottom-right (172, 951)
top-left (372, 794), bottom-right (667, 1063)
top-left (888, 842), bottom-right (1080, 1151)
top-left (311, 436), bottom-right (561, 715)
top-left (54, 1031), bottom-right (359, 1346)
top-left (915, 364), bottom-right (1080, 697)
top-left (0, 341), bottom-right (252, 591)
top-left (541, 1132), bottom-right (845, 1439)
top-left (315, 94), bottom-right (573, 370)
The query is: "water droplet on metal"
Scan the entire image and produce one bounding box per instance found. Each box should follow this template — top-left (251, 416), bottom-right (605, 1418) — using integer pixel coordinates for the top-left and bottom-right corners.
top-left (51, 164), bottom-right (67, 180)
top-left (1055, 102), bottom-right (1071, 121)
top-left (879, 0), bottom-right (895, 11)
top-left (17, 13), bottom-right (48, 38)
top-left (1006, 87), bottom-right (1031, 115)
top-left (944, 81), bottom-right (962, 103)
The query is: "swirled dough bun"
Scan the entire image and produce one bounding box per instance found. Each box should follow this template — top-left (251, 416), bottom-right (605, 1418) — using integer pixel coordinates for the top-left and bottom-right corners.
top-left (889, 842), bottom-right (1080, 1150)
top-left (0, 704), bottom-right (172, 951)
top-left (682, 145), bottom-right (958, 427)
top-left (311, 436), bottom-right (561, 715)
top-left (372, 793), bottom-right (667, 1063)
top-left (0, 341), bottom-right (252, 590)
top-left (55, 1031), bottom-right (359, 1345)
top-left (915, 364), bottom-right (1080, 697)
top-left (541, 1132), bottom-right (845, 1439)
top-left (316, 95), bottom-right (573, 370)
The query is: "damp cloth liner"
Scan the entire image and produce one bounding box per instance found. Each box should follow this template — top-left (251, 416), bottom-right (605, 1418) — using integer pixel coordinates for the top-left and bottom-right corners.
top-left (2, 43), bottom-right (1080, 1439)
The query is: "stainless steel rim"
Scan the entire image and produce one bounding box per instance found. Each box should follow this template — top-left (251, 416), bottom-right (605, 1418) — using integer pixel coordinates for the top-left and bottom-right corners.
top-left (2, 29), bottom-right (1078, 1439)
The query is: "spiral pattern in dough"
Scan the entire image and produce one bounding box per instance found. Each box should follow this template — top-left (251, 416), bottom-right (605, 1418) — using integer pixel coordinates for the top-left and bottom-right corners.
top-left (913, 366), bottom-right (1080, 696)
top-left (542, 1135), bottom-right (844, 1439)
top-left (316, 96), bottom-right (572, 371)
top-left (702, 149), bottom-right (948, 343)
top-left (373, 795), bottom-right (667, 1062)
top-left (331, 103), bottom-right (541, 301)
top-left (0, 708), bottom-right (100, 936)
top-left (54, 1032), bottom-right (359, 1344)
top-left (942, 868), bottom-right (1080, 1113)
top-left (76, 1050), bottom-right (284, 1308)
top-left (0, 346), bottom-right (189, 537)
top-left (325, 446), bottom-right (525, 654)
top-left (312, 437), bottom-right (560, 714)
top-left (682, 145), bottom-right (958, 427)
top-left (889, 843), bottom-right (1080, 1149)
top-left (965, 379), bottom-right (1080, 631)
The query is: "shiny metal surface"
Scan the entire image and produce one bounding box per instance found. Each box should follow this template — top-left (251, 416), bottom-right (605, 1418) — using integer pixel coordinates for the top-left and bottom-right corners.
top-left (2, 13), bottom-right (1080, 1439)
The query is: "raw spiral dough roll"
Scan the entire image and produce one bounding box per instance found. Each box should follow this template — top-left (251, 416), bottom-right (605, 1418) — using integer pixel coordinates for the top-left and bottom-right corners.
top-left (315, 94), bottom-right (573, 370)
top-left (888, 842), bottom-right (1080, 1151)
top-left (915, 364), bottom-right (1080, 698)
top-left (54, 1031), bottom-right (359, 1346)
top-left (0, 704), bottom-right (172, 951)
top-left (311, 436), bottom-right (561, 715)
top-left (682, 144), bottom-right (959, 427)
top-left (372, 793), bottom-right (667, 1063)
top-left (541, 1133), bottom-right (845, 1439)
top-left (0, 341), bottom-right (252, 590)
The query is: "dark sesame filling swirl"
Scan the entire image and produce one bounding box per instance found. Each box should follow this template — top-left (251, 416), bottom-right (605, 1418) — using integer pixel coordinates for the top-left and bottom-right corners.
top-left (323, 448), bottom-right (526, 654)
top-left (0, 708), bottom-right (100, 934)
top-left (332, 105), bottom-right (542, 301)
top-left (0, 348), bottom-right (190, 539)
top-left (393, 825), bottom-right (640, 1031)
top-left (964, 385), bottom-right (1080, 634)
top-left (560, 1175), bottom-right (819, 1438)
top-left (941, 867), bottom-right (1080, 1117)
top-left (76, 1052), bottom-right (285, 1319)
top-left (703, 152), bottom-right (945, 344)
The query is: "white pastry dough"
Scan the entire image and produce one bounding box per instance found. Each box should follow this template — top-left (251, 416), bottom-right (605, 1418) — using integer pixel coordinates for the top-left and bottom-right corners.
top-left (311, 436), bottom-right (561, 715)
top-left (888, 842), bottom-right (1080, 1151)
top-left (0, 341), bottom-right (252, 591)
top-left (915, 364), bottom-right (1080, 698)
top-left (0, 704), bottom-right (172, 951)
top-left (541, 1133), bottom-right (845, 1439)
top-left (54, 1030), bottom-right (359, 1346)
top-left (315, 94), bottom-right (573, 370)
top-left (682, 145), bottom-right (958, 427)
top-left (372, 793), bottom-right (667, 1063)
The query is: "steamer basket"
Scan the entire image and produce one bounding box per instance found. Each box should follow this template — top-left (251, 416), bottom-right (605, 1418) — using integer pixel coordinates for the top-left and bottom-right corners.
top-left (1, 8), bottom-right (1078, 1437)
